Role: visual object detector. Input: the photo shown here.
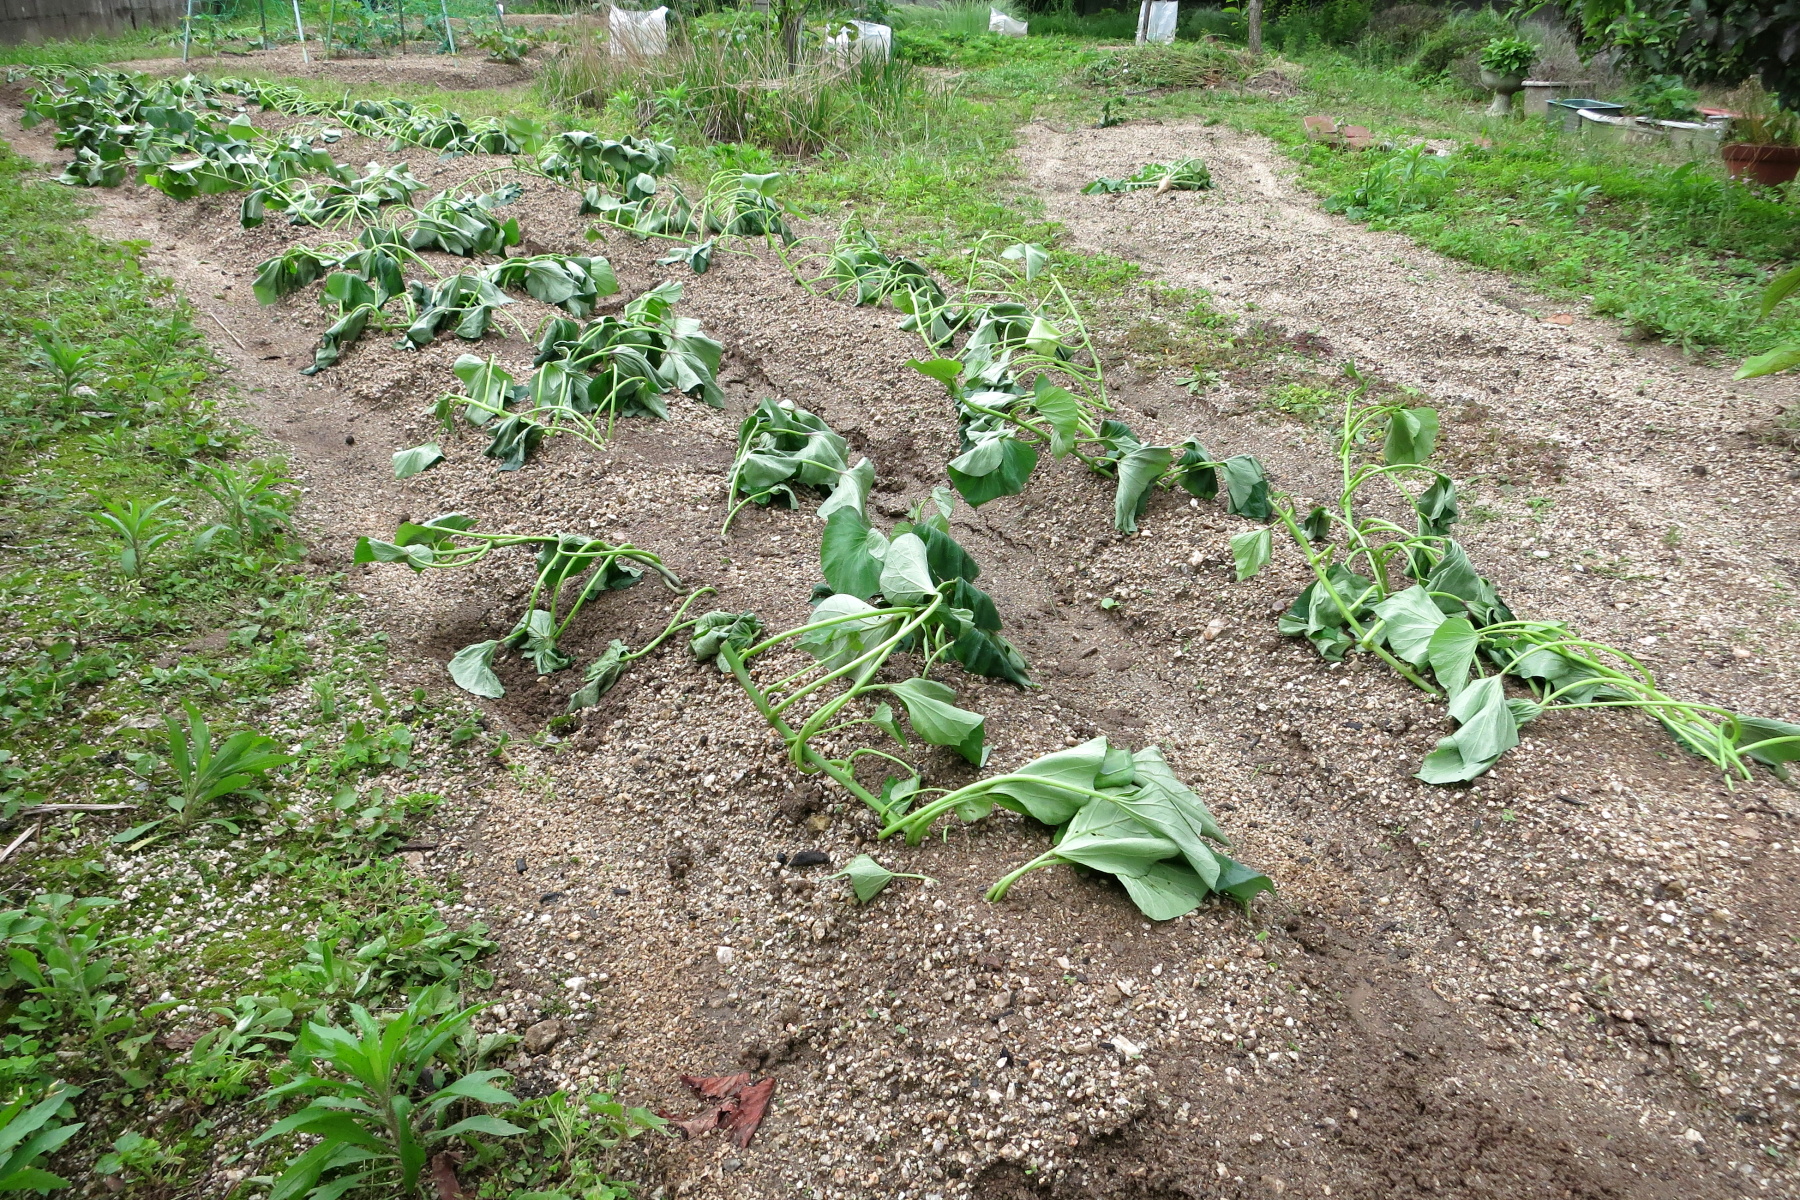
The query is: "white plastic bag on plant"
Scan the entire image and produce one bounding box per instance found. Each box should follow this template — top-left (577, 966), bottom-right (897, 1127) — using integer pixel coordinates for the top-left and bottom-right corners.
top-left (1138, 0), bottom-right (1177, 43)
top-left (609, 5), bottom-right (669, 57)
top-left (989, 9), bottom-right (1028, 35)
top-left (826, 20), bottom-right (893, 64)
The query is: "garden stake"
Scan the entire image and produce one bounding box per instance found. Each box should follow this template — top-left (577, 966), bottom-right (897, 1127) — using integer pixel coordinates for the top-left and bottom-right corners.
top-left (399, 0), bottom-right (407, 54)
top-left (325, 0), bottom-right (336, 59)
top-left (258, 0), bottom-right (268, 46)
top-left (182, 0), bottom-right (194, 62)
top-left (440, 0), bottom-right (456, 53)
top-left (292, 0), bottom-right (310, 62)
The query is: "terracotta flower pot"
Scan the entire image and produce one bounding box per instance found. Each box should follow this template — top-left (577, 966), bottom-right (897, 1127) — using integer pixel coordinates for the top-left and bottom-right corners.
top-left (1722, 142), bottom-right (1800, 187)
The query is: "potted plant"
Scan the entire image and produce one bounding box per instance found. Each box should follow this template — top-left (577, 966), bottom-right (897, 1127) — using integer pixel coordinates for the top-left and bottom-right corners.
top-left (1479, 36), bottom-right (1537, 117)
top-left (1723, 82), bottom-right (1800, 187)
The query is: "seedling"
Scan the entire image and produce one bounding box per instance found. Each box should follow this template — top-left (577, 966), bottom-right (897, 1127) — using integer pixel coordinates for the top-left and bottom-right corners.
top-left (87, 495), bottom-right (178, 578)
top-left (713, 491), bottom-right (1030, 821)
top-left (355, 515), bottom-right (710, 702)
top-left (1231, 377), bottom-right (1800, 785)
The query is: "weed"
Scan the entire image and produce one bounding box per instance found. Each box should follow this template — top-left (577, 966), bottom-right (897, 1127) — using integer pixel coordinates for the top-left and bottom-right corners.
top-left (87, 496), bottom-right (179, 578)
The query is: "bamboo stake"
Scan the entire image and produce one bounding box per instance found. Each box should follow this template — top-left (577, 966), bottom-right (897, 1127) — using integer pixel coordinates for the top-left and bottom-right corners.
top-left (398, 0), bottom-right (408, 54)
top-left (326, 0), bottom-right (337, 59)
top-left (293, 0), bottom-right (311, 62)
top-left (258, 0), bottom-right (269, 46)
top-left (182, 0), bottom-right (194, 62)
top-left (440, 0), bottom-right (456, 53)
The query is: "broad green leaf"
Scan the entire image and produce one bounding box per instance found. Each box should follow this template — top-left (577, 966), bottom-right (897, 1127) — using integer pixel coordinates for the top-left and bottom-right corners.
top-left (947, 431), bottom-right (1037, 508)
top-left (1383, 406), bottom-right (1439, 465)
top-left (566, 639), bottom-right (630, 711)
top-left (1414, 473), bottom-right (1459, 537)
top-left (1760, 263), bottom-right (1800, 317)
top-left (1417, 675), bottom-right (1519, 784)
top-left (1212, 852), bottom-right (1276, 907)
top-left (1051, 797), bottom-right (1181, 877)
top-left (1111, 747), bottom-right (1225, 886)
top-left (1118, 859), bottom-right (1212, 921)
top-left (1734, 715), bottom-right (1800, 780)
top-left (878, 533), bottom-right (936, 607)
top-left (821, 507), bottom-right (888, 600)
top-left (1424, 541), bottom-right (1512, 624)
top-left (1173, 438), bottom-right (1217, 501)
top-left (1113, 444), bottom-right (1173, 533)
top-left (912, 520), bottom-right (982, 587)
top-left (797, 595), bottom-right (897, 672)
top-left (907, 358), bottom-right (964, 390)
top-left (1736, 344), bottom-right (1800, 379)
top-left (1372, 585), bottom-right (1446, 665)
top-left (391, 443), bottom-right (444, 479)
top-left (1302, 505), bottom-right (1332, 541)
top-left (836, 854), bottom-right (897, 903)
top-left (688, 611), bottom-right (763, 672)
top-left (870, 702), bottom-right (906, 746)
top-left (1426, 616), bottom-right (1479, 697)
top-left (1000, 241), bottom-right (1050, 281)
top-left (448, 640), bottom-right (504, 699)
top-left (985, 736), bottom-right (1109, 826)
top-left (1219, 456), bottom-right (1270, 519)
top-left (816, 458), bottom-right (875, 523)
top-left (1230, 528), bottom-right (1272, 581)
top-left (504, 609), bottom-right (573, 674)
top-left (885, 678), bottom-right (986, 766)
top-left (352, 538), bottom-right (434, 570)
top-left (1030, 377), bottom-right (1082, 458)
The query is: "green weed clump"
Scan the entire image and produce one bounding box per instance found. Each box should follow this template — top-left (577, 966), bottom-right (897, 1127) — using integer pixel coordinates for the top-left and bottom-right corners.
top-left (1083, 40), bottom-right (1259, 90)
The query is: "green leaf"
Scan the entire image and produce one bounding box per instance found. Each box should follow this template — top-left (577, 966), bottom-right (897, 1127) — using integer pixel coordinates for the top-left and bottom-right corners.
top-left (1426, 616), bottom-right (1478, 697)
top-left (1000, 241), bottom-right (1050, 281)
top-left (1229, 528), bottom-right (1272, 581)
top-left (816, 458), bottom-right (875, 523)
top-left (1110, 747), bottom-right (1226, 885)
top-left (1030, 377), bottom-right (1082, 458)
top-left (1372, 585), bottom-right (1446, 665)
top-left (877, 533), bottom-right (936, 607)
top-left (1219, 456), bottom-right (1270, 519)
top-left (885, 678), bottom-right (986, 766)
top-left (797, 595), bottom-right (898, 672)
top-left (688, 611), bottom-right (763, 672)
top-left (1051, 797), bottom-right (1181, 877)
top-left (946, 431), bottom-right (1037, 508)
top-left (1733, 716), bottom-right (1800, 780)
top-left (391, 443), bottom-right (444, 479)
top-left (1383, 406), bottom-right (1439, 465)
top-left (1760, 263), bottom-right (1800, 318)
top-left (567, 640), bottom-right (631, 711)
top-left (820, 508), bottom-right (888, 600)
top-left (503, 610), bottom-right (573, 675)
top-left (1172, 438), bottom-right (1217, 501)
top-left (439, 1114), bottom-right (527, 1138)
top-left (1212, 852), bottom-right (1276, 907)
top-left (829, 854), bottom-right (929, 904)
top-left (1417, 675), bottom-right (1520, 784)
top-left (1113, 444), bottom-right (1173, 533)
top-left (1118, 859), bottom-right (1213, 921)
top-left (1736, 344), bottom-right (1800, 379)
top-left (907, 358), bottom-right (964, 390)
top-left (1302, 505), bottom-right (1332, 542)
top-left (985, 736), bottom-right (1109, 826)
top-left (448, 641), bottom-right (504, 699)
top-left (1414, 473), bottom-right (1459, 537)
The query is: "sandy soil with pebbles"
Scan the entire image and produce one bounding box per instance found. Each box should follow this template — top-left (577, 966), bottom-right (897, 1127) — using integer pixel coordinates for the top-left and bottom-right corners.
top-left (6, 79), bottom-right (1800, 1200)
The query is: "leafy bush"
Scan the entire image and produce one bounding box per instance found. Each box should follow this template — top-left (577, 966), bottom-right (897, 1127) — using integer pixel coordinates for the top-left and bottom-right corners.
top-left (1365, 4), bottom-right (1444, 55)
top-left (1479, 35), bottom-right (1539, 77)
top-left (1269, 0), bottom-right (1370, 51)
top-left (1182, 7), bottom-right (1248, 42)
top-left (254, 986), bottom-right (524, 1200)
top-left (1624, 73), bottom-right (1702, 120)
top-left (1407, 9), bottom-right (1511, 83)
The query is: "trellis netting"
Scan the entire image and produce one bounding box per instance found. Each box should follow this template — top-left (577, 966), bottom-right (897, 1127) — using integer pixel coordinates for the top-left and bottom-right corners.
top-left (609, 6), bottom-right (669, 57)
top-left (989, 9), bottom-right (1028, 35)
top-left (1135, 0), bottom-right (1177, 43)
top-left (826, 20), bottom-right (893, 63)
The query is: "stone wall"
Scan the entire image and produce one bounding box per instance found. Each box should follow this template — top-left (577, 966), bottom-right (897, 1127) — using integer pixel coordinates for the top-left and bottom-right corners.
top-left (0, 0), bottom-right (186, 45)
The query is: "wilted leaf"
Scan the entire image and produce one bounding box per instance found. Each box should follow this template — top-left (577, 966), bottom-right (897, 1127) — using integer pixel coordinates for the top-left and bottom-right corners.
top-left (448, 640), bottom-right (504, 699)
top-left (1229, 528), bottom-right (1272, 581)
top-left (392, 443), bottom-right (445, 479)
top-left (727, 1078), bottom-right (775, 1148)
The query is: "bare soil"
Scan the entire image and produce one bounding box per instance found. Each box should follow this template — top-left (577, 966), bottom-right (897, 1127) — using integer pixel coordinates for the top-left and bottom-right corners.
top-left (7, 87), bottom-right (1800, 1200)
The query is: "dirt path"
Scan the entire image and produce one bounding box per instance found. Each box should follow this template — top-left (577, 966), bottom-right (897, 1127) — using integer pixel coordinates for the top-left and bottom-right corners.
top-left (7, 92), bottom-right (1800, 1199)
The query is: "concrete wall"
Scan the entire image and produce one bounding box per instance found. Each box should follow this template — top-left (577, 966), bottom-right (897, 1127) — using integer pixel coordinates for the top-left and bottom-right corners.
top-left (1, 0), bottom-right (186, 45)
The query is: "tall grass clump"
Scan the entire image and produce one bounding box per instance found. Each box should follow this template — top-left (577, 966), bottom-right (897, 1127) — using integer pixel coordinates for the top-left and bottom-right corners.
top-left (540, 14), bottom-right (933, 154)
top-left (888, 1), bottom-right (1018, 37)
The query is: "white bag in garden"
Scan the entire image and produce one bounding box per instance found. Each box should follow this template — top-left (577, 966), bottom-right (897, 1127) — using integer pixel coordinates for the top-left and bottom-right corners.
top-left (989, 9), bottom-right (1028, 36)
top-left (1137, 0), bottom-right (1177, 44)
top-left (826, 20), bottom-right (893, 64)
top-left (609, 5), bottom-right (669, 57)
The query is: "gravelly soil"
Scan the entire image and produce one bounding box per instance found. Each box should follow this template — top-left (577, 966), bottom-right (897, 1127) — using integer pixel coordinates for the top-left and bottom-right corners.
top-left (7, 86), bottom-right (1800, 1200)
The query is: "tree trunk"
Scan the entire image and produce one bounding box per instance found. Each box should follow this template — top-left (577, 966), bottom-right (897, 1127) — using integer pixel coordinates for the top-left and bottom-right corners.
top-left (1247, 0), bottom-right (1263, 55)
